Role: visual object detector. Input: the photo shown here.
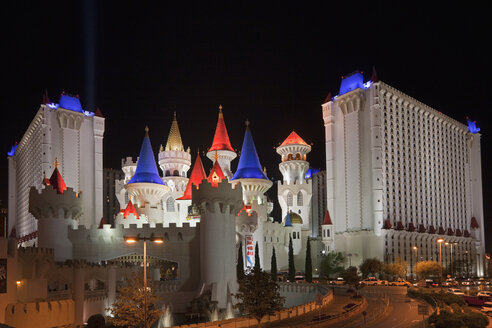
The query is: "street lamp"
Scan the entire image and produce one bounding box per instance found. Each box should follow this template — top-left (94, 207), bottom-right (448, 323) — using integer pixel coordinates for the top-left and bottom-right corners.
top-left (125, 234), bottom-right (164, 328)
top-left (412, 246), bottom-right (418, 279)
top-left (437, 238), bottom-right (444, 288)
top-left (445, 242), bottom-right (457, 278)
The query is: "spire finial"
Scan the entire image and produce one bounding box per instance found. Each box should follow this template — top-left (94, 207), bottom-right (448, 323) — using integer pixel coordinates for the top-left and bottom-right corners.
top-left (145, 125), bottom-right (149, 136)
top-left (54, 158), bottom-right (59, 168)
top-left (219, 104), bottom-right (223, 111)
top-left (214, 150), bottom-right (218, 162)
top-left (173, 111), bottom-right (177, 119)
top-left (245, 119), bottom-right (250, 127)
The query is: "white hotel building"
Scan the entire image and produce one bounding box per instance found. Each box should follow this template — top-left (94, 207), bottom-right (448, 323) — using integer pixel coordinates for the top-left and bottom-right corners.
top-left (322, 71), bottom-right (485, 276)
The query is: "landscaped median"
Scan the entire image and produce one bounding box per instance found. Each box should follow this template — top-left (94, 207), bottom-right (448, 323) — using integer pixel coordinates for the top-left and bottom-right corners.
top-left (407, 288), bottom-right (489, 328)
top-left (171, 288), bottom-right (334, 328)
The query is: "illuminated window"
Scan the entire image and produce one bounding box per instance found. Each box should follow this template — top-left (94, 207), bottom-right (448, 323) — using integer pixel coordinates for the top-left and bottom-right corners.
top-left (287, 192), bottom-right (293, 207)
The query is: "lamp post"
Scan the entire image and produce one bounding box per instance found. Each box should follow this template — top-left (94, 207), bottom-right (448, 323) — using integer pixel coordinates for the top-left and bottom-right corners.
top-left (412, 246), bottom-right (418, 280)
top-left (437, 238), bottom-right (444, 288)
top-left (445, 242), bottom-right (457, 278)
top-left (125, 234), bottom-right (164, 328)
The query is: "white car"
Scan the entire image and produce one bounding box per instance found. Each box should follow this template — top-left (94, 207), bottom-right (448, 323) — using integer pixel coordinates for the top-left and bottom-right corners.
top-left (477, 291), bottom-right (492, 297)
top-left (448, 288), bottom-right (465, 296)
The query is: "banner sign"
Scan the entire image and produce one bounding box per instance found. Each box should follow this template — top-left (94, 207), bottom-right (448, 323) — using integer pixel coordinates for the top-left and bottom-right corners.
top-left (245, 234), bottom-right (254, 268)
top-left (0, 259), bottom-right (7, 293)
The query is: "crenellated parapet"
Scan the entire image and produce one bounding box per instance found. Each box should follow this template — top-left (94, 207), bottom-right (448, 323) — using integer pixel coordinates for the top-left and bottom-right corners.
top-left (193, 180), bottom-right (243, 215)
top-left (29, 186), bottom-right (82, 221)
top-left (121, 156), bottom-right (138, 183)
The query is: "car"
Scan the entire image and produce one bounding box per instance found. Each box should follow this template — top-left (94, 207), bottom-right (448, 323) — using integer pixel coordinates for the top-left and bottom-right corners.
top-left (477, 291), bottom-right (492, 297)
top-left (461, 280), bottom-right (472, 286)
top-left (448, 288), bottom-right (465, 296)
top-left (329, 277), bottom-right (345, 285)
top-left (389, 279), bottom-right (412, 287)
top-left (360, 277), bottom-right (382, 286)
top-left (481, 305), bottom-right (492, 317)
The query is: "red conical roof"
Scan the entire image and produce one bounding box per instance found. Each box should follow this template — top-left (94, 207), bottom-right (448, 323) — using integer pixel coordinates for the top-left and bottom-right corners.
top-left (209, 106), bottom-right (234, 152)
top-left (123, 200), bottom-right (139, 219)
top-left (471, 217), bottom-right (479, 229)
top-left (95, 107), bottom-right (104, 118)
top-left (49, 161), bottom-right (67, 194)
top-left (280, 131), bottom-right (309, 147)
top-left (322, 210), bottom-right (332, 225)
top-left (177, 153), bottom-right (207, 200)
top-left (208, 160), bottom-right (226, 188)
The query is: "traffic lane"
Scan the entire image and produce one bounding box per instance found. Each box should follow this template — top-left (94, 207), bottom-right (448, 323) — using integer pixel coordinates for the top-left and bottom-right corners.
top-left (367, 293), bottom-right (422, 328)
top-left (319, 295), bottom-right (384, 328)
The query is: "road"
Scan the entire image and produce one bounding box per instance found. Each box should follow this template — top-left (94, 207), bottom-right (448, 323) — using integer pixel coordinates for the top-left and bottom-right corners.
top-left (317, 286), bottom-right (424, 328)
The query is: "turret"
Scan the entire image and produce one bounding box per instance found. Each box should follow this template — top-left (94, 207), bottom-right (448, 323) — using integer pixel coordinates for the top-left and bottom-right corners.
top-left (283, 211), bottom-right (302, 255)
top-left (231, 121), bottom-right (272, 205)
top-left (125, 127), bottom-right (170, 219)
top-left (29, 161), bottom-right (82, 261)
top-left (206, 105), bottom-right (237, 178)
top-left (193, 172), bottom-right (243, 309)
top-left (277, 131), bottom-right (312, 231)
top-left (276, 131), bottom-right (311, 184)
top-left (158, 113), bottom-right (192, 225)
top-left (321, 210), bottom-right (334, 253)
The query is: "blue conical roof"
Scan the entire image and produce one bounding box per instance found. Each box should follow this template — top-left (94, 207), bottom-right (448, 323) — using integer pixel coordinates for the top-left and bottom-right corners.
top-left (231, 125), bottom-right (268, 180)
top-left (284, 212), bottom-right (292, 227)
top-left (128, 128), bottom-right (164, 185)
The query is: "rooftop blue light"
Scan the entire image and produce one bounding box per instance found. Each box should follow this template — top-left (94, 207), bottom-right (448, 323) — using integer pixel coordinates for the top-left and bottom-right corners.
top-left (304, 167), bottom-right (320, 179)
top-left (467, 119), bottom-right (480, 134)
top-left (58, 94), bottom-right (83, 113)
top-left (231, 125), bottom-right (268, 180)
top-left (128, 130), bottom-right (164, 185)
top-left (7, 144), bottom-right (18, 157)
top-left (338, 72), bottom-right (368, 96)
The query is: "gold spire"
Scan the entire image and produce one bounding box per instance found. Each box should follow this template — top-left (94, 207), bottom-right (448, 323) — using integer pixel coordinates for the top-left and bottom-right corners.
top-left (54, 158), bottom-right (59, 168)
top-left (165, 112), bottom-right (184, 152)
top-left (218, 104), bottom-right (223, 118)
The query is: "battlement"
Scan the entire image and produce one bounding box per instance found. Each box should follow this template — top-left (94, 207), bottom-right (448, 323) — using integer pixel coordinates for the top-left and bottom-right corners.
top-left (158, 150), bottom-right (192, 162)
top-left (121, 156), bottom-right (138, 167)
top-left (192, 180), bottom-right (243, 215)
top-left (29, 186), bottom-right (82, 220)
top-left (18, 246), bottom-right (55, 256)
top-left (277, 178), bottom-right (312, 187)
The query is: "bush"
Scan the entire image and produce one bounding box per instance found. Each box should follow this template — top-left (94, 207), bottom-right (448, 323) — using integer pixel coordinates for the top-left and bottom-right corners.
top-left (461, 311), bottom-right (489, 328)
top-left (450, 303), bottom-right (462, 314)
top-left (434, 310), bottom-right (464, 328)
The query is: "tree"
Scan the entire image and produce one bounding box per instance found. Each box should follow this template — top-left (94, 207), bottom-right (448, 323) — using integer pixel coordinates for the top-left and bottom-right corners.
top-left (235, 268), bottom-right (285, 327)
top-left (237, 240), bottom-right (245, 281)
top-left (384, 257), bottom-right (407, 280)
top-left (288, 236), bottom-right (295, 282)
top-left (106, 271), bottom-right (163, 328)
top-left (359, 258), bottom-right (384, 278)
top-left (271, 246), bottom-right (277, 282)
top-left (320, 252), bottom-right (345, 278)
top-left (415, 261), bottom-right (441, 279)
top-left (254, 242), bottom-right (261, 272)
top-left (342, 266), bottom-right (360, 293)
top-left (305, 237), bottom-right (312, 283)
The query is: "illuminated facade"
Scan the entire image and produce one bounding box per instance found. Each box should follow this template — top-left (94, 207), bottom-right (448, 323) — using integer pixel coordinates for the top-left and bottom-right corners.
top-left (322, 72), bottom-right (485, 276)
top-left (8, 94), bottom-right (104, 241)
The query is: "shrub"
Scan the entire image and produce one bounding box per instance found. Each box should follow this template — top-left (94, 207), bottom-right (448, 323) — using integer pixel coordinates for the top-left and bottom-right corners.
top-left (434, 310), bottom-right (464, 328)
top-left (461, 311), bottom-right (489, 328)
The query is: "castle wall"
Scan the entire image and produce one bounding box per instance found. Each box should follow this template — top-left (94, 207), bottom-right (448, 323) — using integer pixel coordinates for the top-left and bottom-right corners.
top-left (5, 299), bottom-right (74, 328)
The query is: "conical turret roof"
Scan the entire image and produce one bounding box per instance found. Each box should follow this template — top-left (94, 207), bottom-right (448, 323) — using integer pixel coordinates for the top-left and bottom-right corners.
top-left (165, 112), bottom-right (184, 152)
top-left (128, 127), bottom-right (164, 185)
top-left (280, 131), bottom-right (309, 147)
top-left (122, 200), bottom-right (139, 219)
top-left (209, 105), bottom-right (234, 152)
top-left (322, 210), bottom-right (333, 225)
top-left (208, 160), bottom-right (226, 187)
top-left (177, 152), bottom-right (207, 200)
top-left (231, 122), bottom-right (268, 180)
top-left (284, 212), bottom-right (292, 227)
top-left (49, 159), bottom-right (67, 194)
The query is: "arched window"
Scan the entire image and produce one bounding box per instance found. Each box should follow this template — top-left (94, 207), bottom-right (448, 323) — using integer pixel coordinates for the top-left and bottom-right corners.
top-left (287, 153), bottom-right (293, 161)
top-left (295, 153), bottom-right (301, 160)
top-left (165, 170), bottom-right (171, 177)
top-left (166, 197), bottom-right (175, 212)
top-left (173, 170), bottom-right (179, 176)
top-left (297, 191), bottom-right (303, 206)
top-left (287, 192), bottom-right (293, 207)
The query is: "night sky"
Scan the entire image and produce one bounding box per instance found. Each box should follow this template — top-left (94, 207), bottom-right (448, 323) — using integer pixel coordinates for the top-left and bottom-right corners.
top-left (1, 2), bottom-right (491, 250)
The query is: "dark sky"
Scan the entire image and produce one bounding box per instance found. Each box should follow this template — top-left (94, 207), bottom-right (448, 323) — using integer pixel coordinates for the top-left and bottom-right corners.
top-left (1, 2), bottom-right (491, 250)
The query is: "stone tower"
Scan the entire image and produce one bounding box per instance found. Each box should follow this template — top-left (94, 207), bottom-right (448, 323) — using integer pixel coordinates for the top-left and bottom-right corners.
top-left (193, 172), bottom-right (243, 309)
top-left (28, 162), bottom-right (82, 261)
top-left (158, 112), bottom-right (191, 225)
top-left (277, 131), bottom-right (312, 231)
